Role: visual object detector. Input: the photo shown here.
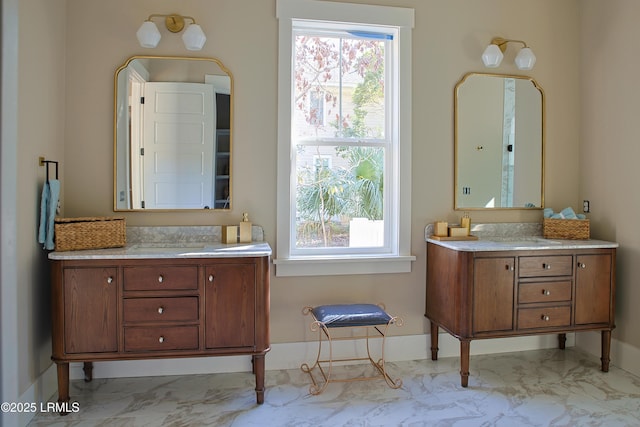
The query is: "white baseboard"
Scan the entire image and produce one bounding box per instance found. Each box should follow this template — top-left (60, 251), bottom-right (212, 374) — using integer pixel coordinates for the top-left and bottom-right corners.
top-left (14, 363), bottom-right (57, 427)
top-left (68, 332), bottom-right (573, 380)
top-left (575, 330), bottom-right (640, 377)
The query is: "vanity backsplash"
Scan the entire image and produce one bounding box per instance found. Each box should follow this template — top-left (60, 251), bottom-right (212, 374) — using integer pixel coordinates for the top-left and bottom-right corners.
top-left (127, 225), bottom-right (265, 245)
top-left (424, 222), bottom-right (542, 241)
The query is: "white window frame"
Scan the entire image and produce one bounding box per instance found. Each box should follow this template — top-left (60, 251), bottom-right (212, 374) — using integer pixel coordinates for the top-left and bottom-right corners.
top-left (275, 0), bottom-right (415, 277)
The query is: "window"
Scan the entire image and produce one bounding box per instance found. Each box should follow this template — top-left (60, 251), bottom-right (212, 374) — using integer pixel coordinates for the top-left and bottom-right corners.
top-left (275, 0), bottom-right (415, 276)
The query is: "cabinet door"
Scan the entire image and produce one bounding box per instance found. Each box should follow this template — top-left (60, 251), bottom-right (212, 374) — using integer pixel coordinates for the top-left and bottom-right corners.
top-left (473, 257), bottom-right (515, 333)
top-left (63, 268), bottom-right (118, 353)
top-left (204, 263), bottom-right (256, 349)
top-left (575, 254), bottom-right (612, 325)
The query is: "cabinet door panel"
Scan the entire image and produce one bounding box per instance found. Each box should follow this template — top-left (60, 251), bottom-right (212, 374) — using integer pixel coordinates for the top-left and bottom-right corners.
top-left (205, 263), bottom-right (256, 348)
top-left (473, 257), bottom-right (515, 333)
top-left (575, 254), bottom-right (612, 325)
top-left (63, 268), bottom-right (118, 353)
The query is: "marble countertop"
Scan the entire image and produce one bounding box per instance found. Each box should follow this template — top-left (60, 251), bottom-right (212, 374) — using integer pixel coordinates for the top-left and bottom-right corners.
top-left (424, 222), bottom-right (618, 252)
top-left (48, 242), bottom-right (272, 260)
top-left (426, 236), bottom-right (618, 252)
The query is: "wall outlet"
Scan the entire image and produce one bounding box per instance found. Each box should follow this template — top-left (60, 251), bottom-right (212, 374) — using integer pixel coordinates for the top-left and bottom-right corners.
top-left (583, 200), bottom-right (590, 213)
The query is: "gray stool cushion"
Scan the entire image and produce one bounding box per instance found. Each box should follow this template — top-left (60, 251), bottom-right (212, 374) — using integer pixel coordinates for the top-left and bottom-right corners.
top-left (311, 304), bottom-right (392, 327)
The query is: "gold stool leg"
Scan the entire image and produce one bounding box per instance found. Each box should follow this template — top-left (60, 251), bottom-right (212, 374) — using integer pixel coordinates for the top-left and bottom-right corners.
top-left (367, 319), bottom-right (403, 389)
top-left (300, 307), bottom-right (333, 395)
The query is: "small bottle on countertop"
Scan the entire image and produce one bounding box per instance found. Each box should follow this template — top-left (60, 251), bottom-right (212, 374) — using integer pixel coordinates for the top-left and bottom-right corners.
top-left (460, 212), bottom-right (471, 236)
top-left (239, 212), bottom-right (252, 243)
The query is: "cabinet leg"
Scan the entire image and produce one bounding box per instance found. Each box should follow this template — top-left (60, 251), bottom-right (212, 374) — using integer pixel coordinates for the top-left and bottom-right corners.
top-left (558, 333), bottom-right (567, 350)
top-left (56, 362), bottom-right (70, 416)
top-left (253, 354), bottom-right (265, 404)
top-left (460, 340), bottom-right (470, 388)
top-left (430, 321), bottom-right (439, 361)
top-left (601, 330), bottom-right (611, 372)
top-left (83, 362), bottom-right (93, 382)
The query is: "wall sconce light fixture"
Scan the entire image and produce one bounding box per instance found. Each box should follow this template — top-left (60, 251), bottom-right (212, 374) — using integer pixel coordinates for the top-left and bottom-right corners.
top-left (481, 37), bottom-right (536, 70)
top-left (136, 13), bottom-right (207, 51)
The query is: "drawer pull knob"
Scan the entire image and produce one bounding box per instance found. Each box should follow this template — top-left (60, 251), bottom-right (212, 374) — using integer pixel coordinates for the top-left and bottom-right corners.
top-left (541, 315), bottom-right (550, 321)
top-left (208, 274), bottom-right (214, 282)
top-left (158, 275), bottom-right (164, 283)
top-left (505, 264), bottom-right (514, 271)
top-left (158, 306), bottom-right (164, 314)
top-left (579, 263), bottom-right (586, 269)
top-left (107, 276), bottom-right (113, 284)
top-left (158, 336), bottom-right (165, 343)
top-left (542, 290), bottom-right (551, 296)
top-left (543, 263), bottom-right (551, 269)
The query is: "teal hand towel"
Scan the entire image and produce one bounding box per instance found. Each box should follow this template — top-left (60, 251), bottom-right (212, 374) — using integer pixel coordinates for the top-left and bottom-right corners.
top-left (46, 180), bottom-right (60, 249)
top-left (560, 207), bottom-right (577, 219)
top-left (38, 182), bottom-right (50, 246)
top-left (38, 179), bottom-right (60, 250)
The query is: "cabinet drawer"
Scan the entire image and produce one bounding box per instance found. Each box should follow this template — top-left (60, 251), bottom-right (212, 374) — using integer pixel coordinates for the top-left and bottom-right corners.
top-left (124, 326), bottom-right (199, 351)
top-left (123, 266), bottom-right (198, 291)
top-left (517, 306), bottom-right (570, 329)
top-left (519, 256), bottom-right (572, 277)
top-left (123, 297), bottom-right (198, 323)
top-left (518, 281), bottom-right (572, 304)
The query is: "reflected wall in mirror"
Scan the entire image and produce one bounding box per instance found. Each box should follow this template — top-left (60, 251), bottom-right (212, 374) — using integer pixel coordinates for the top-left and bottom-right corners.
top-left (455, 72), bottom-right (544, 210)
top-left (114, 56), bottom-right (233, 210)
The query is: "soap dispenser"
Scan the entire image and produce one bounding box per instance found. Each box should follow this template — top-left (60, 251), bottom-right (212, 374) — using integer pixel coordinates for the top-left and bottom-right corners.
top-left (239, 212), bottom-right (252, 243)
top-left (460, 212), bottom-right (471, 236)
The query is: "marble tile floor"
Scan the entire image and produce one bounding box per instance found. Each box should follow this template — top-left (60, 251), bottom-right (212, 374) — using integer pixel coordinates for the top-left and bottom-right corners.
top-left (28, 348), bottom-right (640, 427)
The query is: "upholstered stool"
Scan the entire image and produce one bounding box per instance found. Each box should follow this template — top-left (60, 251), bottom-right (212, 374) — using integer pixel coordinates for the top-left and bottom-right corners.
top-left (301, 303), bottom-right (403, 395)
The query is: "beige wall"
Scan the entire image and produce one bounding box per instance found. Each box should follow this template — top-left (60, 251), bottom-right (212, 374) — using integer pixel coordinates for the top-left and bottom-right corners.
top-left (14, 0), bottom-right (640, 408)
top-left (13, 0), bottom-right (67, 395)
top-left (580, 0), bottom-right (640, 349)
top-left (60, 0), bottom-right (582, 345)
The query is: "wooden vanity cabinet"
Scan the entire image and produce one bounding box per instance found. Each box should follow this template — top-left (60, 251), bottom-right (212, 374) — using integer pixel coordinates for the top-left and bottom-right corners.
top-left (425, 243), bottom-right (616, 387)
top-left (50, 256), bottom-right (270, 407)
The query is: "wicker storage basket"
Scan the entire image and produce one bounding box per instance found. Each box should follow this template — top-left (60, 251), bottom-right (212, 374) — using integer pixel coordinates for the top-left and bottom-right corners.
top-left (543, 218), bottom-right (590, 240)
top-left (54, 217), bottom-right (126, 251)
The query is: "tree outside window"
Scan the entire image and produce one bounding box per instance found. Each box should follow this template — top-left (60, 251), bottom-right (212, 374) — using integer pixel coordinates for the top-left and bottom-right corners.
top-left (293, 32), bottom-right (387, 249)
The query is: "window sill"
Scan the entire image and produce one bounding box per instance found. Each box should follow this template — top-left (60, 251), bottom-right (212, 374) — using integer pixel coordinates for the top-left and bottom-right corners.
top-left (273, 255), bottom-right (416, 277)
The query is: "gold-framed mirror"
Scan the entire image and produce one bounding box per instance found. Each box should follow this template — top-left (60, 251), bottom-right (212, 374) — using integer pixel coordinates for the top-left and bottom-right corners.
top-left (454, 72), bottom-right (544, 210)
top-left (114, 55), bottom-right (233, 211)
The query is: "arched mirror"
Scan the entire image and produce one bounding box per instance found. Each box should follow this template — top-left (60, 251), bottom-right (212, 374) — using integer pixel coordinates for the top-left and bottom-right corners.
top-left (114, 56), bottom-right (233, 210)
top-left (454, 72), bottom-right (544, 210)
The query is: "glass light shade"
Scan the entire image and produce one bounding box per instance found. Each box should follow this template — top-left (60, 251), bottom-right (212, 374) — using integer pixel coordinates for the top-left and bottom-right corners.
top-left (481, 44), bottom-right (504, 68)
top-left (182, 24), bottom-right (207, 51)
top-left (515, 47), bottom-right (536, 70)
top-left (136, 21), bottom-right (161, 48)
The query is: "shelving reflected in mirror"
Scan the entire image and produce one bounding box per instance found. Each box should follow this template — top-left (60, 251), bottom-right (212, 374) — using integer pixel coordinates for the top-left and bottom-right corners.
top-left (454, 72), bottom-right (544, 210)
top-left (114, 56), bottom-right (233, 211)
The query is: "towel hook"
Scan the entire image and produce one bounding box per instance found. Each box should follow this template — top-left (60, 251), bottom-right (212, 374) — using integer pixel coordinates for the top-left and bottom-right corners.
top-left (39, 157), bottom-right (59, 182)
